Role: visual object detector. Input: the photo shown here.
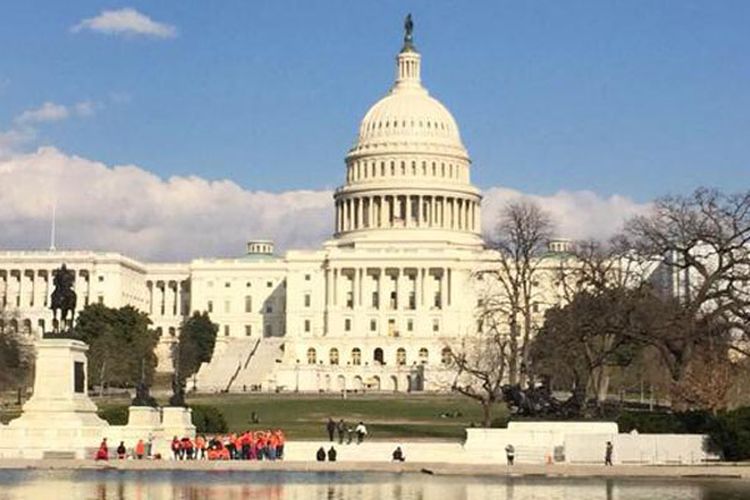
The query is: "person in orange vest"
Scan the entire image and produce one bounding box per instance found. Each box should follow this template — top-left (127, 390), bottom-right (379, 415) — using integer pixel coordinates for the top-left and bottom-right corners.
top-left (183, 437), bottom-right (194, 460)
top-left (195, 435), bottom-right (206, 460)
top-left (171, 436), bottom-right (181, 460)
top-left (268, 432), bottom-right (279, 461)
top-left (134, 439), bottom-right (145, 460)
top-left (256, 433), bottom-right (266, 460)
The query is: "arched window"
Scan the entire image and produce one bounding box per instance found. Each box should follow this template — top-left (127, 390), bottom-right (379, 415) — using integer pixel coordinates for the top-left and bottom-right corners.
top-left (307, 348), bottom-right (317, 365)
top-left (441, 347), bottom-right (452, 365)
top-left (329, 348), bottom-right (339, 365)
top-left (419, 348), bottom-right (429, 364)
top-left (396, 348), bottom-right (406, 366)
top-left (374, 348), bottom-right (384, 365)
top-left (352, 348), bottom-right (362, 366)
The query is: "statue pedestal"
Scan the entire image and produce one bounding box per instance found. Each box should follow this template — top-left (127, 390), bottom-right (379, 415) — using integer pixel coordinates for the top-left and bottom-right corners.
top-left (2, 339), bottom-right (109, 459)
top-left (128, 406), bottom-right (161, 427)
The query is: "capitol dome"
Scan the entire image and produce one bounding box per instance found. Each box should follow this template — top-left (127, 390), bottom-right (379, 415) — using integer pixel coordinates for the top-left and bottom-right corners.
top-left (332, 20), bottom-right (482, 250)
top-left (348, 46), bottom-right (468, 160)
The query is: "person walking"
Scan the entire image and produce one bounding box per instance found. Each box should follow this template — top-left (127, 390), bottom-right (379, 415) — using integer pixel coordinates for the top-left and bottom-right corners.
top-left (134, 439), bottom-right (145, 460)
top-left (505, 444), bottom-right (515, 465)
top-left (355, 422), bottom-right (368, 444)
top-left (326, 417), bottom-right (336, 442)
top-left (336, 419), bottom-right (346, 444)
top-left (116, 441), bottom-right (127, 460)
top-left (605, 441), bottom-right (613, 466)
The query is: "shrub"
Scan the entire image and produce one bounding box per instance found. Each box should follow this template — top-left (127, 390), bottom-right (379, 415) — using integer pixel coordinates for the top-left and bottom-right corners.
top-left (709, 407), bottom-right (750, 461)
top-left (98, 405), bottom-right (129, 425)
top-left (191, 404), bottom-right (228, 434)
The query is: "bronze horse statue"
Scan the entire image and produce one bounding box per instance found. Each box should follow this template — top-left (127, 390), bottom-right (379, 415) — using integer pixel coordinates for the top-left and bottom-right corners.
top-left (50, 264), bottom-right (77, 333)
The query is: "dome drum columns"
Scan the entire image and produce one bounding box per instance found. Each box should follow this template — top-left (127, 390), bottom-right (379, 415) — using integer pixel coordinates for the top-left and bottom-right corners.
top-left (334, 193), bottom-right (480, 235)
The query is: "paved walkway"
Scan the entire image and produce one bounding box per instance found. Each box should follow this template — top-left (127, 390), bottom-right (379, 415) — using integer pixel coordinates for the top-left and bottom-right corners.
top-left (1, 459), bottom-right (749, 480)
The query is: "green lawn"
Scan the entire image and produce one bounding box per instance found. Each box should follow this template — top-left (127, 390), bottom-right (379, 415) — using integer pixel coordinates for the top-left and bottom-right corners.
top-left (2, 391), bottom-right (507, 440)
top-left (184, 393), bottom-right (506, 440)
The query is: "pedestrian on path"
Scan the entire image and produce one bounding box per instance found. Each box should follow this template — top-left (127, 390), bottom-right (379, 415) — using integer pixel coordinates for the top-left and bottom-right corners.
top-left (326, 417), bottom-right (336, 442)
top-left (605, 441), bottom-right (613, 466)
top-left (337, 419), bottom-right (346, 444)
top-left (355, 422), bottom-right (368, 444)
top-left (505, 444), bottom-right (515, 465)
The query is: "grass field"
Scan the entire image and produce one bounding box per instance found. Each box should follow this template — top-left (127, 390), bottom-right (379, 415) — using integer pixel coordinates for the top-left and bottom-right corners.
top-left (1, 391), bottom-right (507, 440)
top-left (185, 393), bottom-right (506, 440)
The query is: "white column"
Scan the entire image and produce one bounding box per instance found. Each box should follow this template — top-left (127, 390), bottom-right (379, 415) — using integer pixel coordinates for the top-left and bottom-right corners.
top-left (358, 268), bottom-right (364, 307)
top-left (333, 268), bottom-right (338, 306)
top-left (405, 195), bottom-right (411, 227)
top-left (419, 268), bottom-right (426, 308)
top-left (377, 269), bottom-right (383, 310)
top-left (447, 269), bottom-right (453, 307)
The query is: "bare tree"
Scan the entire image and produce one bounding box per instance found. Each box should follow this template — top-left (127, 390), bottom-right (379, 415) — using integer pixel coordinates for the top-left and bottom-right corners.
top-left (445, 323), bottom-right (509, 427)
top-left (480, 200), bottom-right (554, 385)
top-left (623, 188), bottom-right (750, 387)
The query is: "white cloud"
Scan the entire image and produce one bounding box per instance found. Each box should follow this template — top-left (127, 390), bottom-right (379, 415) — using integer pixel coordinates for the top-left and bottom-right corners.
top-left (71, 8), bottom-right (177, 38)
top-left (481, 186), bottom-right (648, 242)
top-left (0, 147), bottom-right (331, 260)
top-left (0, 147), bottom-right (648, 261)
top-left (15, 102), bottom-right (69, 124)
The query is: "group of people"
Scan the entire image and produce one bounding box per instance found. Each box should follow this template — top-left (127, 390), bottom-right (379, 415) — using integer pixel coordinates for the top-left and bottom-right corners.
top-left (315, 445), bottom-right (406, 462)
top-left (95, 437), bottom-right (156, 461)
top-left (171, 430), bottom-right (286, 461)
top-left (93, 430), bottom-right (287, 461)
top-left (326, 418), bottom-right (368, 445)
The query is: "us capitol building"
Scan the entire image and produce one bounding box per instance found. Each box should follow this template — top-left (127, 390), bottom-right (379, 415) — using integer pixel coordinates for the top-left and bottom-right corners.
top-left (0, 25), bottom-right (572, 393)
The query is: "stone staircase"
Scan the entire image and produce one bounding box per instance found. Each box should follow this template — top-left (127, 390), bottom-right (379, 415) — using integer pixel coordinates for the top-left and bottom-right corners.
top-left (194, 337), bottom-right (283, 393)
top-left (230, 338), bottom-right (285, 392)
top-left (194, 338), bottom-right (258, 393)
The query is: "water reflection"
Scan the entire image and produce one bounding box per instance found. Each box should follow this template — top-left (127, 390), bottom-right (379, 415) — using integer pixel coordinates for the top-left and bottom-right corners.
top-left (0, 470), bottom-right (748, 500)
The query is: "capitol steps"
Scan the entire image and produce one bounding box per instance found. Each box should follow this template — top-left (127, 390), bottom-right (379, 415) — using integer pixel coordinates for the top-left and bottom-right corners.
top-left (229, 338), bottom-right (285, 392)
top-left (194, 338), bottom-right (258, 393)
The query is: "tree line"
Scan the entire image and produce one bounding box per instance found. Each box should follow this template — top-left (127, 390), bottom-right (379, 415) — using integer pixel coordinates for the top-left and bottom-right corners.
top-left (449, 187), bottom-right (750, 425)
top-left (0, 303), bottom-right (218, 400)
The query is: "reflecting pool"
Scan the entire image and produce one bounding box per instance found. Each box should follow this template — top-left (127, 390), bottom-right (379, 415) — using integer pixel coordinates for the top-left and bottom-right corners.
top-left (0, 470), bottom-right (749, 500)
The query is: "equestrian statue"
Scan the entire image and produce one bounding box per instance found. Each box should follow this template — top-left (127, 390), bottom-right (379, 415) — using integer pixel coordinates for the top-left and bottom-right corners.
top-left (50, 263), bottom-right (77, 334)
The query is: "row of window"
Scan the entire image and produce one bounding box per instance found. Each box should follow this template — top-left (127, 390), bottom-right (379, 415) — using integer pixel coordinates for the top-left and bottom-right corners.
top-left (302, 317), bottom-right (440, 335)
top-left (305, 347), bottom-right (452, 366)
top-left (206, 280), bottom-right (279, 289)
top-left (341, 290), bottom-right (442, 310)
top-left (346, 159), bottom-right (466, 183)
top-left (363, 118), bottom-right (451, 132)
top-left (205, 296), bottom-right (278, 314)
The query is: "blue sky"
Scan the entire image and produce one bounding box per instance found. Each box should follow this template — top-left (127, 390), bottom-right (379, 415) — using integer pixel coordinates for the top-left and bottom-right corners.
top-left (1, 1), bottom-right (748, 202)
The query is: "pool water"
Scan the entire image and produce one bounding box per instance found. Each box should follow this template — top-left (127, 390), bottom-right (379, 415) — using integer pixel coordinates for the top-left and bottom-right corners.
top-left (0, 470), bottom-right (749, 500)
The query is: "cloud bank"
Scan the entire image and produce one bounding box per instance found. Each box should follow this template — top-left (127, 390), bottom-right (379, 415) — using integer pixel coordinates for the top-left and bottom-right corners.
top-left (0, 147), bottom-right (647, 261)
top-left (71, 8), bottom-right (177, 39)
